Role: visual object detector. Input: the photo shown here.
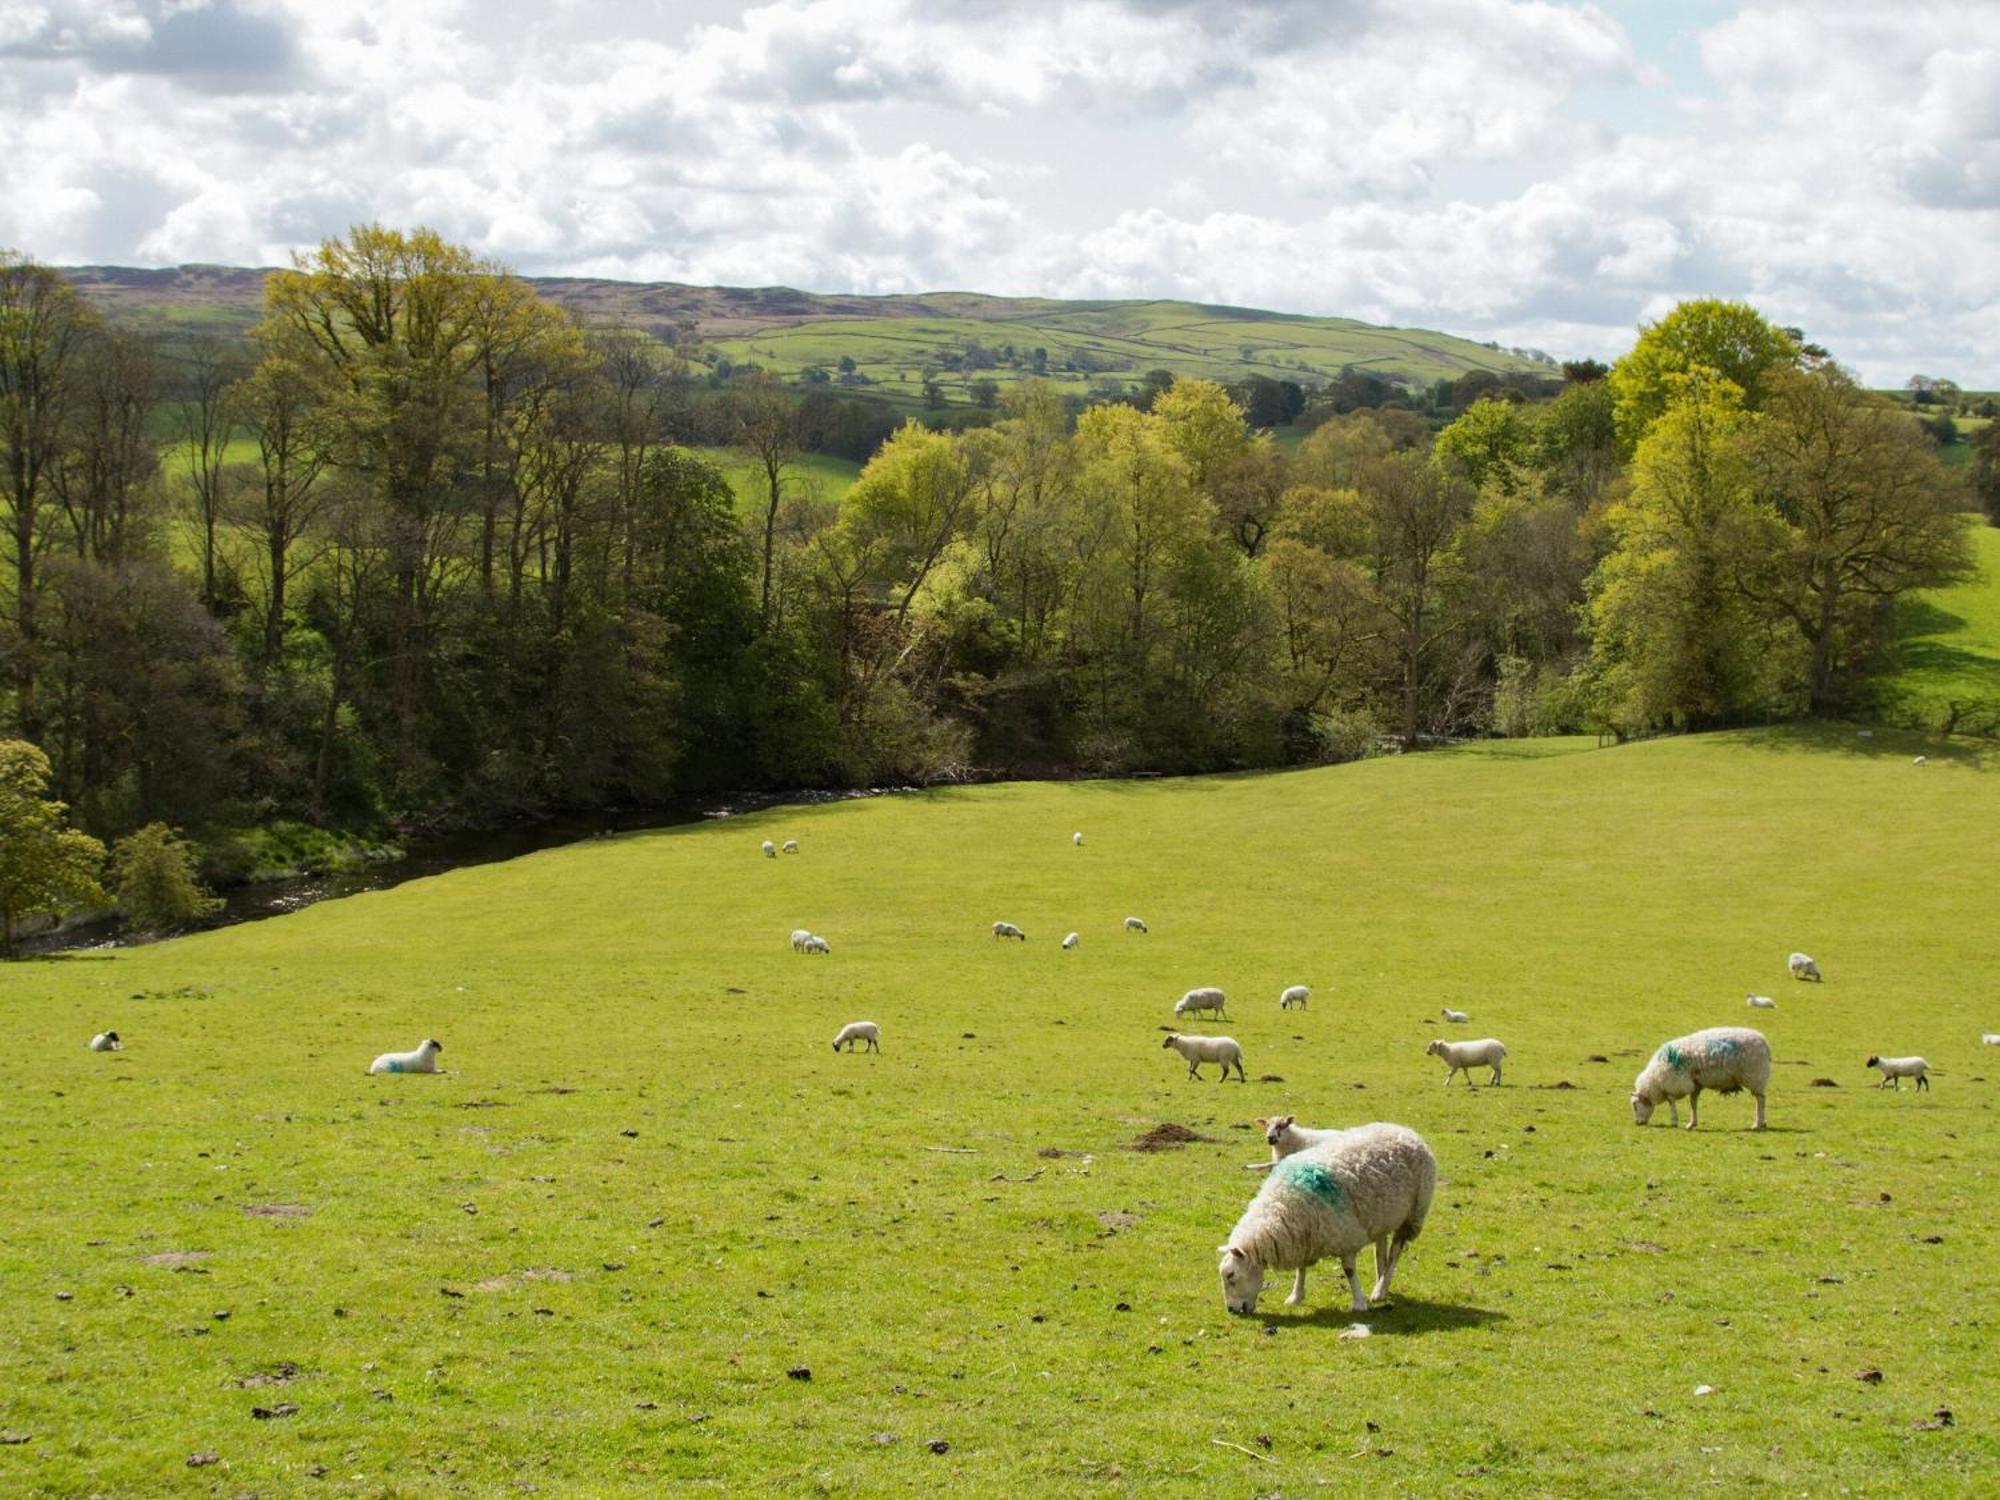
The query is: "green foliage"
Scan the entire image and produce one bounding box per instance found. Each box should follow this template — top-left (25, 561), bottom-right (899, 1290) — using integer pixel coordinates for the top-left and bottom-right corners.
top-left (1608, 299), bottom-right (1799, 452)
top-left (110, 822), bottom-right (223, 933)
top-left (1435, 397), bottom-right (1536, 494)
top-left (0, 739), bottom-right (108, 953)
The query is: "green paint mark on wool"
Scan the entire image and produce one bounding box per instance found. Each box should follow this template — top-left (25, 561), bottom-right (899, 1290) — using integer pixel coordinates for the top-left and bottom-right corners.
top-left (387, 1060), bottom-right (404, 1073)
top-left (1658, 1043), bottom-right (1685, 1071)
top-left (1279, 1159), bottom-right (1347, 1209)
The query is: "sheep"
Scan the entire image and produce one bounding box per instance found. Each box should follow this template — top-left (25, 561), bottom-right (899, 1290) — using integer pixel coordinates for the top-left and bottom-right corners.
top-left (1256, 1114), bottom-right (1346, 1164)
top-left (1865, 1054), bottom-right (1930, 1091)
top-left (1175, 986), bottom-right (1228, 1021)
top-left (1280, 985), bottom-right (1310, 1010)
top-left (799, 934), bottom-right (830, 955)
top-left (369, 1039), bottom-right (443, 1075)
top-left (1162, 1032), bottom-right (1246, 1082)
top-left (88, 1031), bottom-right (122, 1052)
top-left (1424, 1037), bottom-right (1506, 1087)
top-left (1124, 916), bottom-right (1148, 933)
top-left (1983, 1032), bottom-right (2000, 1047)
top-left (991, 920), bottom-right (1027, 941)
top-left (1061, 932), bottom-right (1079, 950)
top-left (783, 839), bottom-right (801, 854)
top-left (1073, 831), bottom-right (1084, 847)
top-left (1746, 994), bottom-right (1777, 1009)
top-left (790, 928), bottom-right (813, 952)
top-left (1217, 1123), bottom-right (1436, 1315)
top-left (1788, 952), bottom-right (1822, 982)
top-left (1631, 1026), bottom-right (1770, 1130)
top-left (832, 1021), bottom-right (880, 1053)
top-left (760, 840), bottom-right (777, 859)
top-left (1440, 1007), bottom-right (1469, 1024)
top-left (1912, 755), bottom-right (1927, 766)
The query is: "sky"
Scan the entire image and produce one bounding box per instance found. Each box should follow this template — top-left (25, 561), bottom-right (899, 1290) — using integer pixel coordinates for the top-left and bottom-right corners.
top-left (1, 0), bottom-right (1995, 384)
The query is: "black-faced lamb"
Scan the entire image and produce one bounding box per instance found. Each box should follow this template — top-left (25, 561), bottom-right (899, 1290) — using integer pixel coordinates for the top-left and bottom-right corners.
top-left (1124, 916), bottom-right (1148, 933)
top-left (1865, 1054), bottom-right (1930, 1091)
top-left (1631, 1026), bottom-right (1770, 1130)
top-left (89, 1031), bottom-right (122, 1052)
top-left (369, 1039), bottom-right (443, 1075)
top-left (1162, 1032), bottom-right (1245, 1082)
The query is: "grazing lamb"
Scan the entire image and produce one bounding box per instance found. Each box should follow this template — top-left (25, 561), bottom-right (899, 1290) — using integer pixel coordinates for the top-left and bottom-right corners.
top-left (1061, 932), bottom-right (1079, 950)
top-left (1788, 952), bottom-right (1822, 982)
top-left (1279, 985), bottom-right (1310, 1010)
top-left (1425, 1037), bottom-right (1506, 1087)
top-left (1746, 994), bottom-right (1777, 1009)
top-left (1912, 755), bottom-right (1927, 766)
top-left (991, 921), bottom-right (1027, 941)
top-left (790, 928), bottom-right (813, 952)
top-left (1631, 1026), bottom-right (1770, 1130)
top-left (1175, 986), bottom-right (1228, 1021)
top-left (1983, 1032), bottom-right (2000, 1046)
top-left (1162, 1032), bottom-right (1246, 1082)
top-left (1217, 1123), bottom-right (1436, 1315)
top-left (369, 1039), bottom-right (443, 1075)
top-left (782, 839), bottom-right (800, 854)
top-left (1440, 1007), bottom-right (1469, 1024)
top-left (1257, 1114), bottom-right (1346, 1164)
top-left (1124, 916), bottom-right (1148, 933)
top-left (89, 1031), bottom-right (121, 1052)
top-left (760, 840), bottom-right (777, 859)
top-left (1866, 1054), bottom-right (1930, 1091)
top-left (832, 1021), bottom-right (880, 1053)
top-left (1073, 831), bottom-right (1084, 847)
top-left (799, 934), bottom-right (830, 955)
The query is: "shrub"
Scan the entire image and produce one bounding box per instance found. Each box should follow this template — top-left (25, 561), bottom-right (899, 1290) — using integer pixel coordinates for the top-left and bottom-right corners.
top-left (112, 823), bottom-right (223, 934)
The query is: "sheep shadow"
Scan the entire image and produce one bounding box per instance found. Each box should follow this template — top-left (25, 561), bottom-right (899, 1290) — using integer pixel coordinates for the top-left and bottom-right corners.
top-left (1270, 1295), bottom-right (1506, 1338)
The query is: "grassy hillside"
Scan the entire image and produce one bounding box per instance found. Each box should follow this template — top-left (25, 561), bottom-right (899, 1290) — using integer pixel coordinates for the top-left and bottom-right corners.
top-left (3, 728), bottom-right (1996, 1494)
top-left (690, 446), bottom-right (861, 513)
top-left (1881, 522), bottom-right (2000, 730)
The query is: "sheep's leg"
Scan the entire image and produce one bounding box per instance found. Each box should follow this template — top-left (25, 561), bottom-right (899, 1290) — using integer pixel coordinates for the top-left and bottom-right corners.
top-left (1489, 1063), bottom-right (1502, 1086)
top-left (1187, 1058), bottom-right (1201, 1080)
top-left (1752, 1090), bottom-right (1766, 1130)
top-left (1443, 1066), bottom-right (1455, 1088)
top-left (1369, 1235), bottom-right (1393, 1301)
top-left (1285, 1267), bottom-right (1307, 1306)
top-left (1341, 1255), bottom-right (1366, 1313)
top-left (1916, 1074), bottom-right (1929, 1092)
top-left (1686, 1086), bottom-right (1701, 1130)
top-left (1665, 1097), bottom-right (1679, 1126)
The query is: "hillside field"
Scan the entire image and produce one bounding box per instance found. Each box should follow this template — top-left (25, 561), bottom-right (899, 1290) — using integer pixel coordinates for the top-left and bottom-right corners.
top-left (3, 729), bottom-right (1998, 1494)
top-left (1883, 522), bottom-right (2000, 729)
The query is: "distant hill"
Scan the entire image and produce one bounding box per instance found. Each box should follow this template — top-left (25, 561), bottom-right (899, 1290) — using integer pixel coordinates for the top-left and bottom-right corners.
top-left (62, 264), bottom-right (1555, 406)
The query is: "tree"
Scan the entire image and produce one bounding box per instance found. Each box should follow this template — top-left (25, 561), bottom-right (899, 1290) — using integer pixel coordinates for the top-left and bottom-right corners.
top-left (1608, 299), bottom-right (1798, 452)
top-left (1151, 378), bottom-right (1248, 494)
top-left (1434, 398), bottom-right (1535, 495)
top-left (729, 372), bottom-right (803, 626)
top-left (111, 822), bottom-right (222, 933)
top-left (1971, 421), bottom-right (2000, 525)
top-left (1360, 452), bottom-right (1476, 748)
top-left (173, 336), bottom-right (243, 610)
top-left (0, 738), bottom-right (106, 955)
top-left (227, 347), bottom-right (332, 665)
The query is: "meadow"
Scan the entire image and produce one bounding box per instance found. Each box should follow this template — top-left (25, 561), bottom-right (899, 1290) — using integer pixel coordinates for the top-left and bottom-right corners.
top-left (3, 727), bottom-right (1998, 1495)
top-left (1882, 523), bottom-right (2000, 730)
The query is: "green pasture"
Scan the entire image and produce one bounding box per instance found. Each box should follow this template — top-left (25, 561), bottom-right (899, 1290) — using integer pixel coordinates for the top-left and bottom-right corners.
top-left (690, 447), bottom-right (861, 514)
top-left (4, 726), bottom-right (1997, 1494)
top-left (1881, 521), bottom-right (2000, 728)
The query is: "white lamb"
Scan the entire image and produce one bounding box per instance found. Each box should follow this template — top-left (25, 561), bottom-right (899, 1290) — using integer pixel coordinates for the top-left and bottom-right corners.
top-left (1162, 1032), bottom-right (1246, 1082)
top-left (1217, 1123), bottom-right (1436, 1315)
top-left (1175, 986), bottom-right (1228, 1021)
top-left (1631, 1026), bottom-right (1770, 1130)
top-left (1788, 952), bottom-right (1822, 982)
top-left (1912, 755), bottom-right (1927, 766)
top-left (1866, 1054), bottom-right (1930, 1091)
top-left (1280, 985), bottom-right (1310, 1010)
top-left (1440, 1007), bottom-right (1469, 1024)
top-left (790, 928), bottom-right (813, 952)
top-left (1256, 1114), bottom-right (1346, 1165)
top-left (1746, 994), bottom-right (1776, 1009)
top-left (832, 1021), bottom-right (879, 1053)
top-left (1073, 831), bottom-right (1084, 847)
top-left (760, 840), bottom-right (776, 858)
top-left (799, 934), bottom-right (830, 955)
top-left (1061, 932), bottom-right (1079, 950)
top-left (1124, 916), bottom-right (1148, 933)
top-left (369, 1039), bottom-right (442, 1075)
top-left (89, 1031), bottom-right (122, 1052)
top-left (783, 839), bottom-right (800, 854)
top-left (1425, 1037), bottom-right (1506, 1087)
top-left (991, 920), bottom-right (1027, 941)
top-left (1983, 1032), bottom-right (2000, 1047)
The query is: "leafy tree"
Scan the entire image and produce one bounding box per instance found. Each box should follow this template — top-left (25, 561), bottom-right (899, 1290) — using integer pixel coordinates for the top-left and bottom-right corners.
top-left (1562, 358), bottom-right (1609, 384)
top-left (1608, 299), bottom-right (1798, 452)
top-left (1359, 453), bottom-right (1477, 748)
top-left (111, 821), bottom-right (222, 933)
top-left (0, 738), bottom-right (106, 954)
top-left (1435, 398), bottom-right (1536, 495)
top-left (727, 372), bottom-right (803, 625)
top-left (1971, 421), bottom-right (2000, 525)
top-left (1151, 378), bottom-right (1248, 494)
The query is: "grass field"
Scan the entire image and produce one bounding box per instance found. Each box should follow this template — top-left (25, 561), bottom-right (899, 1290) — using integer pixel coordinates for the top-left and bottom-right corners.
top-left (690, 447), bottom-right (861, 513)
top-left (1881, 522), bottom-right (2000, 728)
top-left (4, 726), bottom-right (1997, 1493)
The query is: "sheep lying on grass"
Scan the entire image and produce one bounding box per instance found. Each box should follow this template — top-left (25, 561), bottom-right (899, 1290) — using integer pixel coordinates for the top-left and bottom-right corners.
top-left (1124, 916), bottom-right (1148, 933)
top-left (832, 1021), bottom-right (879, 1053)
top-left (1162, 1033), bottom-right (1245, 1082)
top-left (1632, 1027), bottom-right (1769, 1130)
top-left (1175, 986), bottom-right (1228, 1021)
top-left (1788, 952), bottom-right (1822, 982)
top-left (782, 839), bottom-right (800, 854)
top-left (1425, 1037), bottom-right (1506, 1087)
top-left (1440, 1007), bottom-right (1469, 1024)
top-left (89, 1031), bottom-right (121, 1052)
top-left (1061, 932), bottom-right (1079, 950)
top-left (992, 921), bottom-right (1027, 941)
top-left (761, 840), bottom-right (777, 858)
top-left (1218, 1123), bottom-right (1436, 1315)
top-left (369, 1039), bottom-right (442, 1075)
top-left (1866, 1055), bottom-right (1930, 1091)
top-left (1280, 985), bottom-right (1310, 1010)
top-left (1746, 994), bottom-right (1777, 1009)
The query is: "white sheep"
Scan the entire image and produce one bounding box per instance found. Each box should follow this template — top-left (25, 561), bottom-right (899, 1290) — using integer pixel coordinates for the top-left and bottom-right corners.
top-left (1912, 755), bottom-right (1927, 766)
top-left (790, 928), bottom-right (813, 952)
top-left (1788, 952), bottom-right (1822, 982)
top-left (1061, 932), bottom-right (1079, 950)
top-left (89, 1031), bottom-right (122, 1052)
top-left (1983, 1032), bottom-right (2000, 1046)
top-left (799, 934), bottom-right (830, 955)
top-left (760, 840), bottom-right (776, 858)
top-left (1175, 986), bottom-right (1228, 1021)
top-left (1425, 1037), bottom-right (1506, 1087)
top-left (832, 1021), bottom-right (879, 1053)
top-left (1073, 831), bottom-right (1083, 847)
top-left (1745, 994), bottom-right (1777, 1009)
top-left (1255, 1114), bottom-right (1347, 1167)
top-left (1279, 985), bottom-right (1310, 1010)
top-left (991, 920), bottom-right (1027, 941)
top-left (1217, 1123), bottom-right (1436, 1315)
top-left (1631, 1026), bottom-right (1770, 1130)
top-left (1124, 916), bottom-right (1148, 933)
top-left (1162, 1032), bottom-right (1246, 1082)
top-left (1440, 1007), bottom-right (1469, 1024)
top-left (369, 1039), bottom-right (442, 1075)
top-left (1866, 1054), bottom-right (1930, 1091)
top-left (783, 839), bottom-right (801, 854)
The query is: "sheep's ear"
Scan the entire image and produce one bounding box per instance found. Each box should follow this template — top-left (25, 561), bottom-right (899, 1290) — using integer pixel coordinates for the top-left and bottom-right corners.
top-left (1253, 1117), bottom-right (1270, 1129)
top-left (1220, 1244), bottom-right (1242, 1258)
top-left (1277, 1114), bottom-right (1293, 1128)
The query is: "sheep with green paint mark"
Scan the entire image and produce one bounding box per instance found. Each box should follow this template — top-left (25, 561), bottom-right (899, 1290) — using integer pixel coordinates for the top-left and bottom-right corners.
top-left (1632, 1026), bottom-right (1769, 1130)
top-left (369, 1039), bottom-right (442, 1075)
top-left (1218, 1122), bottom-right (1436, 1315)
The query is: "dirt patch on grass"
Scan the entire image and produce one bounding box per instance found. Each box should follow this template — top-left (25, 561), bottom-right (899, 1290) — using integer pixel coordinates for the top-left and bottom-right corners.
top-left (1126, 1123), bottom-right (1215, 1152)
top-left (1095, 1211), bottom-right (1140, 1232)
top-left (243, 1204), bottom-right (312, 1219)
top-left (1037, 1147), bottom-right (1089, 1159)
top-left (139, 1251), bottom-right (211, 1268)
top-left (235, 1362), bottom-right (301, 1388)
top-left (473, 1268), bottom-right (576, 1293)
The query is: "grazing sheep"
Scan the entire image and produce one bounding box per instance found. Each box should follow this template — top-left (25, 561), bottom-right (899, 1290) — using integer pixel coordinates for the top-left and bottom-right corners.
top-left (760, 840), bottom-right (777, 858)
top-left (1124, 916), bottom-right (1148, 933)
top-left (1631, 1026), bottom-right (1770, 1130)
top-left (1175, 986), bottom-right (1228, 1021)
top-left (1746, 994), bottom-right (1777, 1009)
top-left (1217, 1123), bottom-right (1436, 1315)
top-left (1983, 1032), bottom-right (2000, 1046)
top-left (1788, 952), bottom-right (1822, 982)
top-left (369, 1039), bottom-right (443, 1075)
top-left (799, 934), bottom-right (830, 955)
top-left (1424, 1037), bottom-right (1506, 1087)
top-left (1440, 1007), bottom-right (1469, 1024)
top-left (1279, 985), bottom-right (1310, 1010)
top-left (1866, 1054), bottom-right (1930, 1091)
top-left (1912, 755), bottom-right (1927, 766)
top-left (790, 928), bottom-right (813, 952)
top-left (832, 1021), bottom-right (880, 1053)
top-left (1162, 1032), bottom-right (1246, 1082)
top-left (782, 839), bottom-right (801, 854)
top-left (1061, 932), bottom-right (1079, 950)
top-left (1073, 831), bottom-right (1084, 847)
top-left (991, 920), bottom-right (1027, 941)
top-left (88, 1031), bottom-right (121, 1052)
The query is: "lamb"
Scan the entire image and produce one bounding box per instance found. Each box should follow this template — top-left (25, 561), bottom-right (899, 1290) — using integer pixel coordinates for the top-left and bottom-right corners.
top-left (1631, 1026), bottom-right (1770, 1130)
top-left (782, 839), bottom-right (801, 854)
top-left (369, 1039), bottom-right (443, 1075)
top-left (799, 934), bottom-right (830, 955)
top-left (1912, 755), bottom-right (1927, 766)
top-left (1175, 986), bottom-right (1228, 1021)
top-left (1788, 952), bottom-right (1822, 982)
top-left (1217, 1123), bottom-right (1436, 1315)
top-left (1746, 994), bottom-right (1777, 1009)
top-left (790, 928), bottom-right (813, 952)
top-left (1061, 932), bottom-right (1079, 950)
top-left (89, 1031), bottom-right (122, 1052)
top-left (991, 920), bottom-right (1027, 941)
top-left (1983, 1032), bottom-right (2000, 1046)
top-left (1424, 1037), bottom-right (1506, 1087)
top-left (1073, 831), bottom-right (1084, 846)
top-left (760, 840), bottom-right (777, 858)
top-left (832, 1021), bottom-right (879, 1053)
top-left (1162, 1032), bottom-right (1246, 1082)
top-left (1124, 916), bottom-right (1148, 933)
top-left (1279, 985), bottom-right (1310, 1010)
top-left (1257, 1114), bottom-right (1346, 1163)
top-left (1440, 1007), bottom-right (1469, 1024)
top-left (1865, 1054), bottom-right (1930, 1091)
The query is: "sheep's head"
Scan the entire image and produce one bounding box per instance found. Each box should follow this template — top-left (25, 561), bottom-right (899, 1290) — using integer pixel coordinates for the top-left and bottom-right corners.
top-left (1161, 1034), bottom-right (1180, 1049)
top-left (1424, 1040), bottom-right (1444, 1057)
top-left (1261, 1115), bottom-right (1295, 1147)
top-left (421, 1039), bottom-right (442, 1054)
top-left (105, 1031), bottom-right (119, 1042)
top-left (1865, 1055), bottom-right (1881, 1069)
top-left (1218, 1245), bottom-right (1267, 1315)
top-left (1631, 1092), bottom-right (1655, 1126)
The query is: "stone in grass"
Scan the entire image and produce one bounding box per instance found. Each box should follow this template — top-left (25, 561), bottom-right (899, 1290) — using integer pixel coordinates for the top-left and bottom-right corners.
top-left (187, 1451), bottom-right (219, 1468)
top-left (927, 1439), bottom-right (950, 1454)
top-left (0, 1433), bottom-right (31, 1445)
top-left (786, 1366), bottom-right (811, 1381)
top-left (1857, 1369), bottom-right (1885, 1384)
top-left (250, 1403), bottom-right (298, 1420)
